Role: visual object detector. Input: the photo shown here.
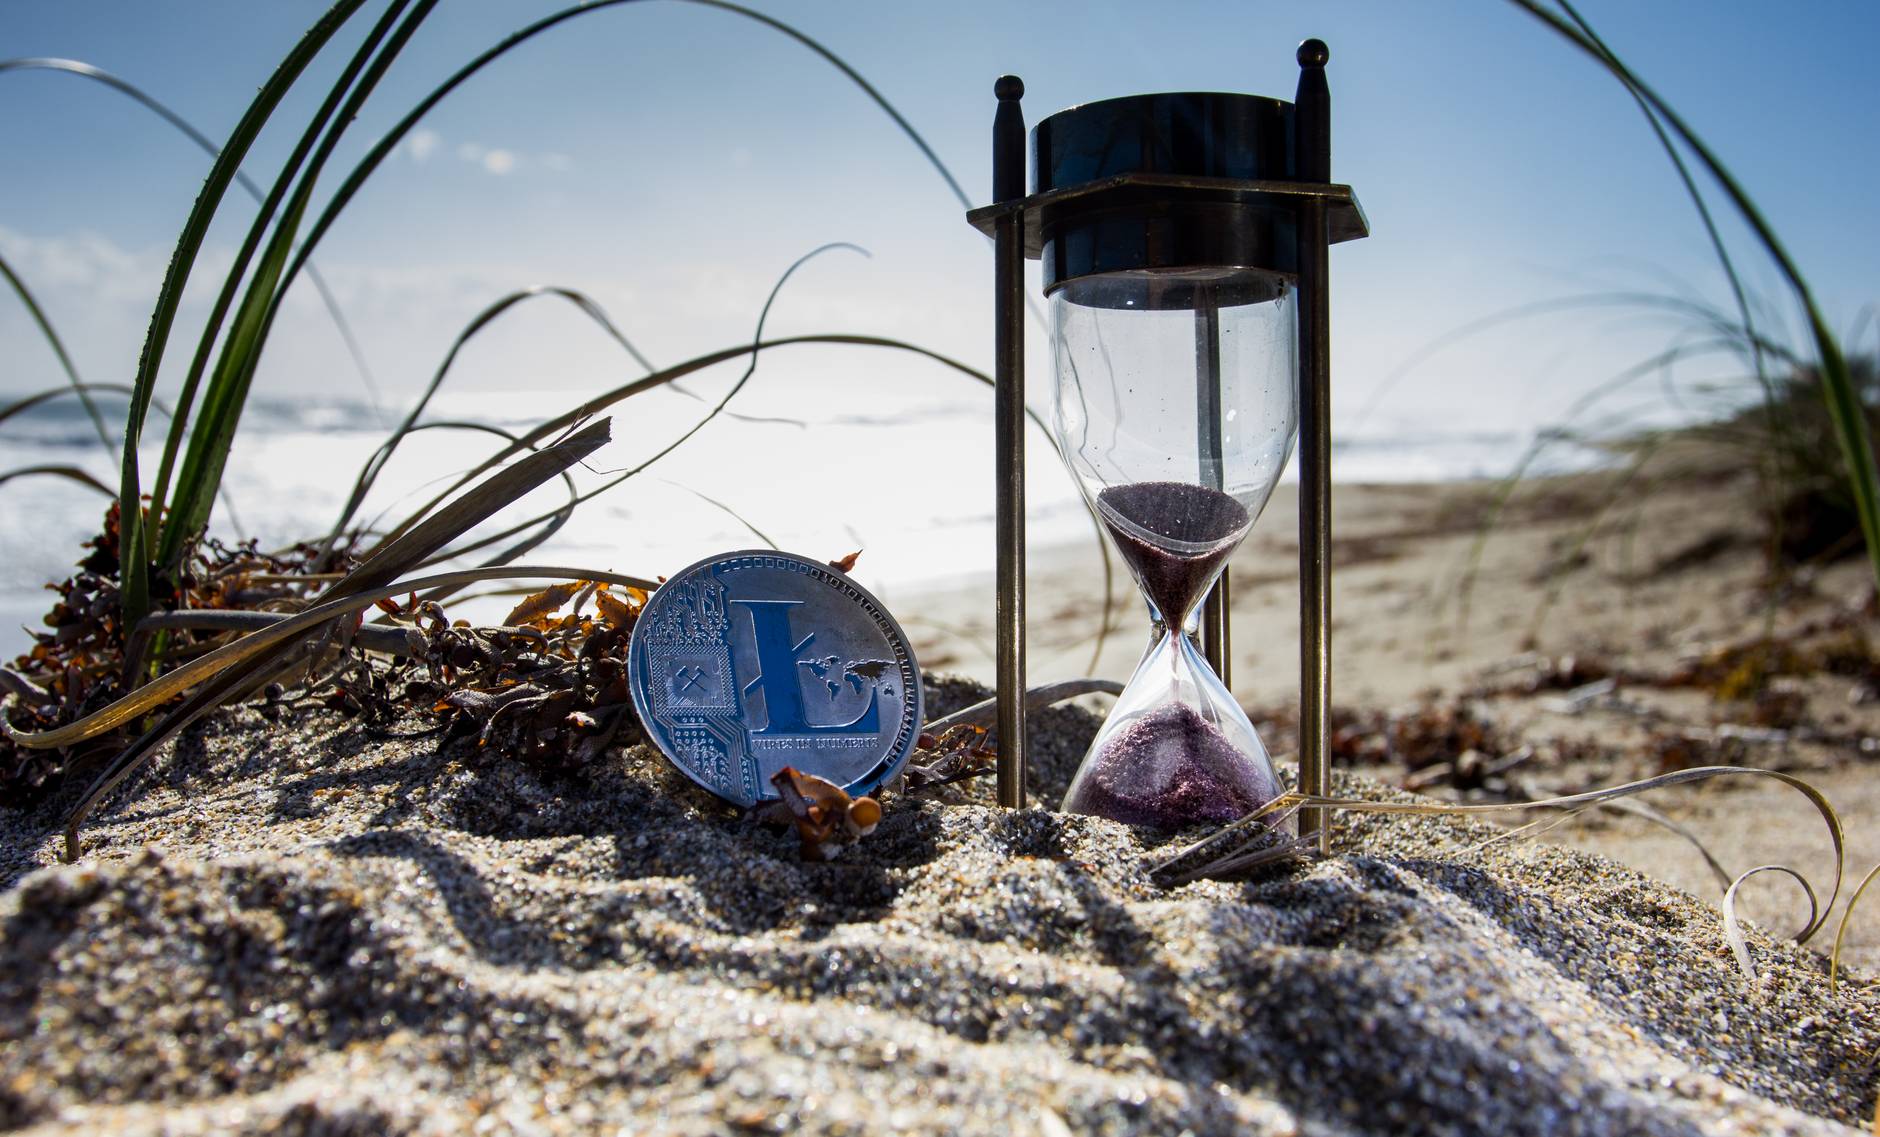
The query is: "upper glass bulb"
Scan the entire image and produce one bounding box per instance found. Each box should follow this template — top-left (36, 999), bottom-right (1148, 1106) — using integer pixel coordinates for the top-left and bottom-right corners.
top-left (1051, 266), bottom-right (1300, 625)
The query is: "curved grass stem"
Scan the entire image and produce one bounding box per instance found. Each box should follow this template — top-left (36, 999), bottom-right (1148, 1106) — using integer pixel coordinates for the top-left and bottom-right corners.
top-left (1508, 0), bottom-right (1880, 592)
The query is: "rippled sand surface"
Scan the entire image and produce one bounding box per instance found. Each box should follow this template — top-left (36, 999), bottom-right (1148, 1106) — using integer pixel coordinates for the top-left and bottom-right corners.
top-left (2, 680), bottom-right (1874, 1135)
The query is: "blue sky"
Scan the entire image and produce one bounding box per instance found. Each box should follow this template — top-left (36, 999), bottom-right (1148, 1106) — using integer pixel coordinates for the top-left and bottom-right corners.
top-left (2, 0), bottom-right (1877, 451)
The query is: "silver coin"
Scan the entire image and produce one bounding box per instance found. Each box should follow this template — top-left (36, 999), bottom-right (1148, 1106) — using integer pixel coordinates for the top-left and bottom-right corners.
top-left (628, 550), bottom-right (922, 809)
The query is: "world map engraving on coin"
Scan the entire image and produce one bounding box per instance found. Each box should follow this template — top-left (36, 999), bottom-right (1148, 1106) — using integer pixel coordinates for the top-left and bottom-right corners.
top-left (628, 551), bottom-right (922, 809)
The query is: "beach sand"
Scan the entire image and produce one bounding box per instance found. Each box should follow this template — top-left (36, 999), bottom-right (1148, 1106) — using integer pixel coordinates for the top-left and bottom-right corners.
top-left (5, 459), bottom-right (1880, 1134)
top-left (3, 682), bottom-right (1878, 1135)
top-left (899, 458), bottom-right (1880, 972)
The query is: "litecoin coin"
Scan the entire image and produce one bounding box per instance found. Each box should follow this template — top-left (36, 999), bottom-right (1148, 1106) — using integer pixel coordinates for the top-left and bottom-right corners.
top-left (628, 550), bottom-right (922, 809)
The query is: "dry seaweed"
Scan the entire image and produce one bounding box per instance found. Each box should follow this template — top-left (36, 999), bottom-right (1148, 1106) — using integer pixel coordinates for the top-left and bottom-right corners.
top-left (0, 501), bottom-right (358, 806)
top-left (755, 766), bottom-right (882, 861)
top-left (412, 583), bottom-right (642, 774)
top-left (900, 723), bottom-right (998, 794)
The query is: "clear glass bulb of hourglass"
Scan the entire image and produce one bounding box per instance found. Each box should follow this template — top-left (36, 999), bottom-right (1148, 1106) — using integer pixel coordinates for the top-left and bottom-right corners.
top-left (1051, 267), bottom-right (1298, 828)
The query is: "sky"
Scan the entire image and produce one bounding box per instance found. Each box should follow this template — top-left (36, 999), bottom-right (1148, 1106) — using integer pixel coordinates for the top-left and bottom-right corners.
top-left (1, 1), bottom-right (1877, 570)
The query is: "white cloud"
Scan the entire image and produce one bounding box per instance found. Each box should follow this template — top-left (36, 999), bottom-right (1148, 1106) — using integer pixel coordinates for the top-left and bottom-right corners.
top-left (406, 128), bottom-right (442, 163)
top-left (408, 136), bottom-right (565, 178)
top-left (0, 225), bottom-right (168, 304)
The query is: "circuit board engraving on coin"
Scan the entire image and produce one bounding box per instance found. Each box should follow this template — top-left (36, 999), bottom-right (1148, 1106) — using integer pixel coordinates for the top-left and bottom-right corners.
top-left (628, 550), bottom-right (922, 809)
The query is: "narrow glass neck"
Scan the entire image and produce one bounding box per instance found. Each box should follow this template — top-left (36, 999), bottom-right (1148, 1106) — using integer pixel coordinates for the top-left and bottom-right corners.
top-left (1142, 553), bottom-right (1233, 632)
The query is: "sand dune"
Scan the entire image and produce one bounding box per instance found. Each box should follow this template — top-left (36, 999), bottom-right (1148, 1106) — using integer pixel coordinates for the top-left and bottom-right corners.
top-left (2, 679), bottom-right (1874, 1135)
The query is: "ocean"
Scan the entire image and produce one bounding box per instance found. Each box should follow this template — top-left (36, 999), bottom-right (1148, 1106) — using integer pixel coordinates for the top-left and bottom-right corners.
top-left (0, 390), bottom-right (1604, 657)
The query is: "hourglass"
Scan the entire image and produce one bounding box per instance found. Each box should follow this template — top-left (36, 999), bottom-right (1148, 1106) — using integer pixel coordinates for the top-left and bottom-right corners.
top-left (1052, 264), bottom-right (1297, 827)
top-left (966, 44), bottom-right (1368, 838)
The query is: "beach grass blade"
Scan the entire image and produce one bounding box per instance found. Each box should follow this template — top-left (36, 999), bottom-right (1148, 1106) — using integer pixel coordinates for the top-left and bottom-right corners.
top-left (1158, 765), bottom-right (1845, 946)
top-left (279, 0), bottom-right (974, 305)
top-left (157, 1), bottom-right (437, 573)
top-left (0, 57), bottom-right (387, 420)
top-left (112, 0), bottom-right (371, 639)
top-left (1830, 860), bottom-right (1880, 993)
top-left (0, 466), bottom-right (113, 496)
top-left (0, 250), bottom-right (110, 454)
top-left (6, 415), bottom-right (617, 859)
top-left (0, 383), bottom-right (158, 429)
top-left (4, 419), bottom-right (614, 757)
top-left (325, 418), bottom-right (611, 602)
top-left (1722, 865), bottom-right (1817, 982)
top-left (0, 387), bottom-right (175, 500)
top-left (920, 679), bottom-right (1125, 734)
top-left (320, 285), bottom-right (657, 564)
top-left (1509, 0), bottom-right (1880, 591)
top-left (90, 0), bottom-right (977, 658)
top-left (667, 484), bottom-right (781, 550)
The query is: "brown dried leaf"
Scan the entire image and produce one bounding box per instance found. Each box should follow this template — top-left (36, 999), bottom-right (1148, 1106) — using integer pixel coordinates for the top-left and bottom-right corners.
top-left (595, 588), bottom-right (637, 630)
top-left (829, 550), bottom-right (861, 573)
top-left (504, 581), bottom-right (585, 627)
top-left (769, 765), bottom-right (879, 860)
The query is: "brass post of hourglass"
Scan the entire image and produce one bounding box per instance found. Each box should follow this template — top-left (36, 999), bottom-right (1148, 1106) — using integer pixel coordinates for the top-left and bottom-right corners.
top-left (1294, 39), bottom-right (1334, 852)
top-left (990, 74), bottom-right (1028, 809)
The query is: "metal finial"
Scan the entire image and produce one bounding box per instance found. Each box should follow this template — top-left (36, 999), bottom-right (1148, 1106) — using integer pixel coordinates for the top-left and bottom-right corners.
top-left (993, 75), bottom-right (1026, 204)
top-left (1297, 39), bottom-right (1330, 67)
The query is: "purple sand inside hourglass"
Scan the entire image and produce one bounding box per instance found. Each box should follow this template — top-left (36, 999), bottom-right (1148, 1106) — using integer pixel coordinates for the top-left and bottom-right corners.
top-left (1068, 703), bottom-right (1278, 829)
top-left (1095, 481), bottom-right (1251, 622)
top-left (1066, 481), bottom-right (1277, 829)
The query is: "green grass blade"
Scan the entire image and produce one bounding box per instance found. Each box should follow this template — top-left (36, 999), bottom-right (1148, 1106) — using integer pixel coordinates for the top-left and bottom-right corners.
top-left (320, 285), bottom-right (655, 561)
top-left (0, 249), bottom-right (111, 455)
top-left (0, 464), bottom-right (113, 496)
top-left (1550, 3), bottom-right (1775, 406)
top-left (0, 57), bottom-right (389, 422)
top-left (113, 0), bottom-right (371, 638)
top-left (159, 0), bottom-right (435, 570)
top-left (1509, 0), bottom-right (1880, 591)
top-left (157, 194), bottom-right (310, 565)
top-left (144, 0), bottom-right (401, 532)
top-left (278, 0), bottom-right (971, 304)
top-left (0, 382), bottom-right (157, 428)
